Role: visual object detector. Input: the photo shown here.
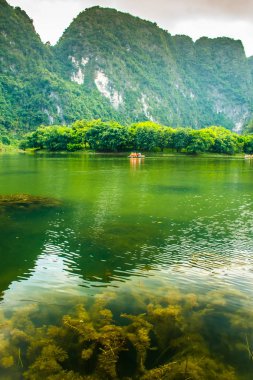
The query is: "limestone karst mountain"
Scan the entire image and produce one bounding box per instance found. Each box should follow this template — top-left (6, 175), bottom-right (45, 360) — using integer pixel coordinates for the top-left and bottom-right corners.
top-left (1, 0), bottom-right (253, 131)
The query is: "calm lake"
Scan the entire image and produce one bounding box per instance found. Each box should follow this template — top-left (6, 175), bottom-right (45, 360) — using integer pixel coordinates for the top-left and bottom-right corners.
top-left (0, 153), bottom-right (253, 379)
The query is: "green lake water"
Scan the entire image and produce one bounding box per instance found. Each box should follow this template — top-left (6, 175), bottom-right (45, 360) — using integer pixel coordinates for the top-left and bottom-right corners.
top-left (1, 153), bottom-right (253, 379)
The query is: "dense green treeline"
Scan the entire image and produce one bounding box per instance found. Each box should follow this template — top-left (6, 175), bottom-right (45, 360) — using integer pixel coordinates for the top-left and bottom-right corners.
top-left (19, 120), bottom-right (253, 154)
top-left (0, 125), bottom-right (17, 151)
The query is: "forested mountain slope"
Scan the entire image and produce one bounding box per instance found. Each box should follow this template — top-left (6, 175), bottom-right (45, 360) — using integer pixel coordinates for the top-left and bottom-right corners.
top-left (0, 0), bottom-right (120, 131)
top-left (1, 0), bottom-right (253, 131)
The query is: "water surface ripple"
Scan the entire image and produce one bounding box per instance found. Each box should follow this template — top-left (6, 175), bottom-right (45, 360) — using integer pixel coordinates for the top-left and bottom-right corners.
top-left (1, 154), bottom-right (253, 378)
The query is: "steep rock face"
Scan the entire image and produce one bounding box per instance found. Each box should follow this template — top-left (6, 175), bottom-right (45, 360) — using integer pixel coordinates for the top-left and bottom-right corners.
top-left (0, 0), bottom-right (50, 74)
top-left (248, 56), bottom-right (253, 82)
top-left (171, 36), bottom-right (253, 129)
top-left (55, 6), bottom-right (253, 130)
top-left (0, 0), bottom-right (63, 128)
top-left (55, 7), bottom-right (200, 126)
top-left (0, 2), bottom-right (120, 129)
top-left (194, 37), bottom-right (253, 130)
top-left (1, 2), bottom-right (253, 131)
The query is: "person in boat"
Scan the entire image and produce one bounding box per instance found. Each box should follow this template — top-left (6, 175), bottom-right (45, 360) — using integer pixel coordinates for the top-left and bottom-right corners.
top-left (129, 152), bottom-right (144, 158)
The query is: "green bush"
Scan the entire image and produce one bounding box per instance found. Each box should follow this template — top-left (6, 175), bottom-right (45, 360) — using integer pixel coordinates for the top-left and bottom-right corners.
top-left (20, 119), bottom-right (251, 154)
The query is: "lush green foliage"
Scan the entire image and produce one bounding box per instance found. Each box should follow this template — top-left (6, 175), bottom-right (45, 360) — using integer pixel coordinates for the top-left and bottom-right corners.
top-left (1, 284), bottom-right (252, 379)
top-left (56, 7), bottom-right (253, 130)
top-left (1, 1), bottom-right (253, 132)
top-left (0, 124), bottom-right (18, 151)
top-left (0, 1), bottom-right (122, 131)
top-left (20, 120), bottom-right (253, 154)
top-left (243, 119), bottom-right (253, 135)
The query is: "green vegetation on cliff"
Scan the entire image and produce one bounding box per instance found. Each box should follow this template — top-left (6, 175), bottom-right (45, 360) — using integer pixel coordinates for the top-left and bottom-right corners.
top-left (0, 1), bottom-right (121, 131)
top-left (57, 7), bottom-right (253, 129)
top-left (1, 1), bottom-right (253, 132)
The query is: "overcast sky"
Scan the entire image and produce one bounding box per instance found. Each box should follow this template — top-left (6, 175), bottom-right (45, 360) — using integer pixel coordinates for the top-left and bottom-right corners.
top-left (7, 0), bottom-right (253, 56)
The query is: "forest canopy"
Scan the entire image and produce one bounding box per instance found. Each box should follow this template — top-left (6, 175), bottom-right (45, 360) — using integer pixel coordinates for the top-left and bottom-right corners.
top-left (19, 120), bottom-right (253, 155)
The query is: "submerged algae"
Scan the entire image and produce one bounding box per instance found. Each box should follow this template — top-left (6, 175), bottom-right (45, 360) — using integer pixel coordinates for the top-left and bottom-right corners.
top-left (0, 194), bottom-right (61, 211)
top-left (0, 286), bottom-right (252, 380)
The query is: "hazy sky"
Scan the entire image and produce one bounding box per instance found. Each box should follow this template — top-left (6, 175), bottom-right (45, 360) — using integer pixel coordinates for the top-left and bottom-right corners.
top-left (7, 0), bottom-right (253, 56)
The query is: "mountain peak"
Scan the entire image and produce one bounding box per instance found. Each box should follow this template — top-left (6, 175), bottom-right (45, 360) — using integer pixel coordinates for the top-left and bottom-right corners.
top-left (1, 1), bottom-right (253, 131)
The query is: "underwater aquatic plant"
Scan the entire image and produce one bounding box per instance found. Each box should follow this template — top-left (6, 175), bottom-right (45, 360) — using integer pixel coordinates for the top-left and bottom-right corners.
top-left (0, 194), bottom-right (61, 212)
top-left (121, 313), bottom-right (153, 375)
top-left (0, 286), bottom-right (253, 379)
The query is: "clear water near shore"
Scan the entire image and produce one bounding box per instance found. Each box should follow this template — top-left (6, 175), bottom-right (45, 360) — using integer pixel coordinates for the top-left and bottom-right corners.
top-left (0, 153), bottom-right (253, 379)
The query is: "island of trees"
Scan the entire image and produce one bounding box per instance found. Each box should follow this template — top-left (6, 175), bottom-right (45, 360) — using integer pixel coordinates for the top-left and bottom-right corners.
top-left (16, 120), bottom-right (253, 155)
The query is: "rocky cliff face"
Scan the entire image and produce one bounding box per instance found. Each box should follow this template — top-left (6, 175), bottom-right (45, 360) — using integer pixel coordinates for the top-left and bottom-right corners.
top-left (1, 1), bottom-right (253, 131)
top-left (56, 7), bottom-right (253, 130)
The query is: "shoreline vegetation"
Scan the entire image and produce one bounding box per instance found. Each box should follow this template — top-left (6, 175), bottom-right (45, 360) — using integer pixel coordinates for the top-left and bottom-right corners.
top-left (18, 120), bottom-right (253, 155)
top-left (2, 120), bottom-right (253, 156)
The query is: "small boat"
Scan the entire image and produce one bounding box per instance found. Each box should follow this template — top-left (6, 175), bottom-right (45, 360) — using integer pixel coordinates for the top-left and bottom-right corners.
top-left (128, 152), bottom-right (145, 158)
top-left (244, 154), bottom-right (253, 159)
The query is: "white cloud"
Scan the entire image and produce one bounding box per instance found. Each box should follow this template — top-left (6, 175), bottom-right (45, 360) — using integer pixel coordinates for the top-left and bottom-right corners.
top-left (8, 0), bottom-right (85, 44)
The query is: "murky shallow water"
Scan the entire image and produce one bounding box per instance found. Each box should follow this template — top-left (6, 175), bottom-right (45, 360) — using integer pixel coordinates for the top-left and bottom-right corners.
top-left (0, 153), bottom-right (253, 379)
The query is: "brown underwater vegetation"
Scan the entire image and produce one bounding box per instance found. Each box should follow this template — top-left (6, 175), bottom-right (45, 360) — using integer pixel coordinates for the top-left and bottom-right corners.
top-left (0, 194), bottom-right (61, 212)
top-left (0, 285), bottom-right (253, 380)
